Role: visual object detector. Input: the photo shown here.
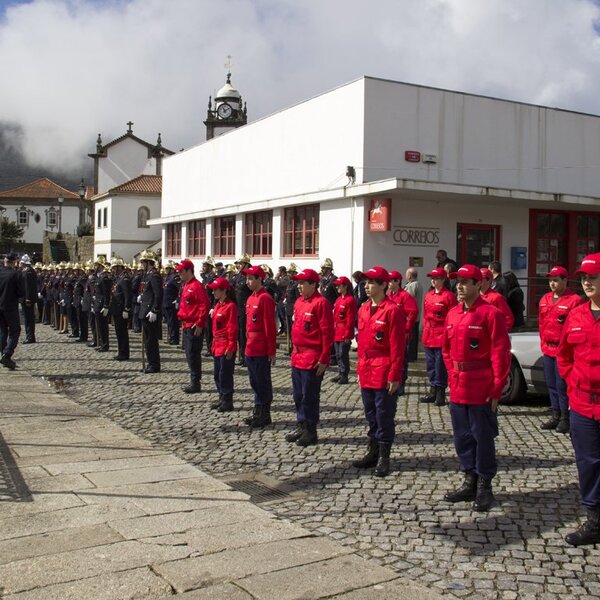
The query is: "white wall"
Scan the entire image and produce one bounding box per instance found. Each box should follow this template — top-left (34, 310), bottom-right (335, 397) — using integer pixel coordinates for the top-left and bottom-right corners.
top-left (9, 202), bottom-right (80, 244)
top-left (161, 79), bottom-right (366, 218)
top-left (98, 137), bottom-right (157, 195)
top-left (363, 77), bottom-right (600, 197)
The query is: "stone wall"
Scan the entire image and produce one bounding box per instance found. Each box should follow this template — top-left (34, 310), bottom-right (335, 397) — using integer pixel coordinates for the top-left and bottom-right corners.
top-left (43, 233), bottom-right (94, 264)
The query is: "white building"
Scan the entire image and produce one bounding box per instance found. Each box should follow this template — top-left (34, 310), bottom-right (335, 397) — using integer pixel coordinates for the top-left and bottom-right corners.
top-left (89, 123), bottom-right (173, 260)
top-left (151, 76), bottom-right (600, 315)
top-left (0, 177), bottom-right (89, 254)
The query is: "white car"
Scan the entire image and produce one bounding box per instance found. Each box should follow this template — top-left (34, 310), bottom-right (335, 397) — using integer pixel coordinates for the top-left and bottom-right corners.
top-left (502, 330), bottom-right (548, 403)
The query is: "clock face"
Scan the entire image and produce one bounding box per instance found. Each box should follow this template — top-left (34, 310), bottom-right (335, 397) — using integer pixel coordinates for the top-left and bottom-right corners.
top-left (217, 103), bottom-right (233, 119)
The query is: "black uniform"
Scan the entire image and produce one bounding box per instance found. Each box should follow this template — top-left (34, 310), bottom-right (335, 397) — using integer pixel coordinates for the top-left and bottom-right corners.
top-left (0, 266), bottom-right (24, 361)
top-left (200, 269), bottom-right (216, 354)
top-left (232, 271), bottom-right (252, 364)
top-left (131, 272), bottom-right (143, 332)
top-left (111, 272), bottom-right (132, 359)
top-left (93, 271), bottom-right (112, 351)
top-left (21, 265), bottom-right (38, 343)
top-left (140, 267), bottom-right (163, 372)
top-left (74, 274), bottom-right (88, 342)
top-left (162, 272), bottom-right (181, 345)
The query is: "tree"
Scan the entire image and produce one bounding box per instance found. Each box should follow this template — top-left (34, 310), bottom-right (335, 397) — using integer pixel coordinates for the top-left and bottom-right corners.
top-left (0, 216), bottom-right (24, 242)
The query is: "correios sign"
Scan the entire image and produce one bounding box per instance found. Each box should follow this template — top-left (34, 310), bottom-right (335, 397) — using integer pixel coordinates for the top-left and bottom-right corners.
top-left (393, 225), bottom-right (440, 246)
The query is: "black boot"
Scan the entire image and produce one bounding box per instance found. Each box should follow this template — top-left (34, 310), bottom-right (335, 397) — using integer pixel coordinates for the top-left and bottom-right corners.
top-left (338, 374), bottom-right (349, 385)
top-left (374, 443), bottom-right (392, 477)
top-left (183, 381), bottom-right (201, 394)
top-left (556, 411), bottom-right (570, 434)
top-left (541, 409), bottom-right (561, 430)
top-left (286, 423), bottom-right (304, 442)
top-left (331, 374), bottom-right (341, 383)
top-left (473, 478), bottom-right (494, 512)
top-left (217, 393), bottom-right (234, 412)
top-left (397, 384), bottom-right (406, 397)
top-left (296, 422), bottom-right (318, 446)
top-left (434, 387), bottom-right (446, 407)
top-left (249, 404), bottom-right (272, 428)
top-left (420, 386), bottom-right (436, 403)
top-left (353, 438), bottom-right (379, 469)
top-left (444, 472), bottom-right (478, 502)
top-left (565, 509), bottom-right (600, 546)
top-left (244, 405), bottom-right (259, 425)
top-left (210, 394), bottom-right (223, 410)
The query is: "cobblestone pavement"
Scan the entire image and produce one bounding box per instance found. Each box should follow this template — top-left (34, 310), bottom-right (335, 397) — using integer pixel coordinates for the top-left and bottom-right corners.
top-left (13, 324), bottom-right (600, 599)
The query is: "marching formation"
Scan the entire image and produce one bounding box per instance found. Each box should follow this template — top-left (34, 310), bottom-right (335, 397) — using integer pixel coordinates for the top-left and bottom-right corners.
top-left (0, 249), bottom-right (599, 546)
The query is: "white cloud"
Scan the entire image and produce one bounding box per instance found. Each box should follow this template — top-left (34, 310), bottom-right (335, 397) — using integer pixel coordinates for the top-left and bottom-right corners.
top-left (1, 0), bottom-right (599, 174)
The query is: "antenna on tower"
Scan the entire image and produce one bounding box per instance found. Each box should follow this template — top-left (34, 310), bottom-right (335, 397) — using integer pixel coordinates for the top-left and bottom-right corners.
top-left (224, 54), bottom-right (233, 82)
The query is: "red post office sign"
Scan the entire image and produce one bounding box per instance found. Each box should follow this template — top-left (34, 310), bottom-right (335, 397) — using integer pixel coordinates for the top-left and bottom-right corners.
top-left (405, 150), bottom-right (421, 162)
top-left (369, 198), bottom-right (391, 232)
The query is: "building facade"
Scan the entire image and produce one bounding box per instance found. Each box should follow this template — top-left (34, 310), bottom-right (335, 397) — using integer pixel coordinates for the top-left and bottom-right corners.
top-left (152, 76), bottom-right (600, 315)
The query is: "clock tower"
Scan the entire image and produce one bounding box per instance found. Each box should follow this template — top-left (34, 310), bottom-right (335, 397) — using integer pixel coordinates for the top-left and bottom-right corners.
top-left (204, 66), bottom-right (248, 141)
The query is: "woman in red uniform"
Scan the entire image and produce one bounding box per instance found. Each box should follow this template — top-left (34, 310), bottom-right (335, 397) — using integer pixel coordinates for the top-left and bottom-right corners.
top-left (421, 267), bottom-right (457, 406)
top-left (539, 266), bottom-right (584, 432)
top-left (354, 266), bottom-right (405, 477)
top-left (207, 277), bottom-right (238, 412)
top-left (331, 276), bottom-right (357, 385)
top-left (558, 253), bottom-right (600, 546)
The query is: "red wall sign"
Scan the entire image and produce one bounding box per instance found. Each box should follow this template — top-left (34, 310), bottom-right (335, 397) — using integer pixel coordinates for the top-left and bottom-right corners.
top-left (405, 150), bottom-right (421, 162)
top-left (369, 198), bottom-right (392, 232)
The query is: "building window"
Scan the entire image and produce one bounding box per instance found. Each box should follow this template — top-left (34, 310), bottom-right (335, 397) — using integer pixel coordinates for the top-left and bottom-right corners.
top-left (213, 216), bottom-right (236, 257)
top-left (17, 209), bottom-right (29, 226)
top-left (97, 209), bottom-right (101, 229)
top-left (47, 209), bottom-right (58, 228)
top-left (138, 206), bottom-right (150, 228)
top-left (102, 207), bottom-right (108, 228)
top-left (245, 210), bottom-right (272, 256)
top-left (187, 219), bottom-right (206, 257)
top-left (283, 204), bottom-right (319, 256)
top-left (166, 223), bottom-right (182, 257)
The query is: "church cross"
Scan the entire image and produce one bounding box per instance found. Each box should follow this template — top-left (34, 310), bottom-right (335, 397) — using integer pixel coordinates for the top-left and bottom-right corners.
top-left (127, 121), bottom-right (134, 133)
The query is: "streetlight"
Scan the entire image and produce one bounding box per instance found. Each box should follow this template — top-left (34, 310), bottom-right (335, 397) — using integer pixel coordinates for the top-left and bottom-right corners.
top-left (0, 205), bottom-right (5, 249)
top-left (78, 179), bottom-right (86, 226)
top-left (57, 195), bottom-right (64, 236)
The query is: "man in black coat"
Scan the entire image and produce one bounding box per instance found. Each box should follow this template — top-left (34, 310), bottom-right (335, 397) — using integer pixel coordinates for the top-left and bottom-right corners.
top-left (110, 258), bottom-right (132, 361)
top-left (139, 251), bottom-right (163, 373)
top-left (74, 265), bottom-right (89, 343)
top-left (19, 254), bottom-right (38, 343)
top-left (162, 261), bottom-right (181, 345)
top-left (232, 253), bottom-right (252, 366)
top-left (0, 253), bottom-right (25, 369)
top-left (92, 257), bottom-right (112, 352)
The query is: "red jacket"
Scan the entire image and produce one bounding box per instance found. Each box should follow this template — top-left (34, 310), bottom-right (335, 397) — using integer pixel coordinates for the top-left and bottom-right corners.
top-left (422, 287), bottom-right (457, 348)
top-left (291, 290), bottom-right (334, 369)
top-left (245, 288), bottom-right (277, 357)
top-left (443, 297), bottom-right (511, 404)
top-left (539, 289), bottom-right (584, 357)
top-left (388, 288), bottom-right (418, 338)
top-left (211, 299), bottom-right (238, 357)
top-left (357, 297), bottom-right (405, 389)
top-left (481, 288), bottom-right (515, 332)
top-left (557, 302), bottom-right (600, 421)
top-left (177, 277), bottom-right (210, 329)
top-left (333, 293), bottom-right (357, 342)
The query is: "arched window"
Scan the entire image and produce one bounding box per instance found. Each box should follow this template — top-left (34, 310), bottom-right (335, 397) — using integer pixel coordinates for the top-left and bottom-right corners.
top-left (138, 206), bottom-right (150, 228)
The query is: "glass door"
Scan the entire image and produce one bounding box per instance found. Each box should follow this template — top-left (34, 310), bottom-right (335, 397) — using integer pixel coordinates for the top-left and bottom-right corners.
top-left (457, 223), bottom-right (500, 266)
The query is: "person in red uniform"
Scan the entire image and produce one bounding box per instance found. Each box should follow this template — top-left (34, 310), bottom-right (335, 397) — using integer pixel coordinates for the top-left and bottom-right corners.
top-left (539, 266), bottom-right (584, 433)
top-left (443, 264), bottom-right (511, 512)
top-left (176, 259), bottom-right (211, 394)
top-left (558, 253), bottom-right (600, 546)
top-left (387, 270), bottom-right (418, 395)
top-left (421, 267), bottom-right (457, 406)
top-left (287, 268), bottom-right (334, 447)
top-left (331, 276), bottom-right (357, 385)
top-left (240, 265), bottom-right (277, 428)
top-left (353, 266), bottom-right (405, 477)
top-left (480, 268), bottom-right (515, 332)
top-left (207, 277), bottom-right (238, 412)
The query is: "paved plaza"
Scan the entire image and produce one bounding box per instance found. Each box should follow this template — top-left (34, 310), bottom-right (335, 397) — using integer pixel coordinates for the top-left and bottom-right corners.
top-left (3, 324), bottom-right (600, 599)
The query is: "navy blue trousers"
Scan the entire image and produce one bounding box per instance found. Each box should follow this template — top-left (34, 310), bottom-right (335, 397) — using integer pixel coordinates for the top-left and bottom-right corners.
top-left (543, 354), bottom-right (568, 412)
top-left (334, 341), bottom-right (351, 375)
top-left (22, 303), bottom-right (36, 342)
top-left (246, 355), bottom-right (273, 406)
top-left (571, 410), bottom-right (600, 510)
top-left (425, 346), bottom-right (448, 388)
top-left (449, 402), bottom-right (499, 481)
top-left (183, 327), bottom-right (201, 383)
top-left (213, 354), bottom-right (235, 396)
top-left (78, 309), bottom-right (89, 341)
top-left (360, 387), bottom-right (398, 444)
top-left (142, 318), bottom-right (161, 370)
top-left (291, 367), bottom-right (323, 425)
top-left (164, 305), bottom-right (180, 344)
top-left (402, 339), bottom-right (411, 383)
top-left (0, 309), bottom-right (20, 358)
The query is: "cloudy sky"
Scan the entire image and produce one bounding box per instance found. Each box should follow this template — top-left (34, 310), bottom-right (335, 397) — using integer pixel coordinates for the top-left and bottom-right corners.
top-left (1, 0), bottom-right (600, 177)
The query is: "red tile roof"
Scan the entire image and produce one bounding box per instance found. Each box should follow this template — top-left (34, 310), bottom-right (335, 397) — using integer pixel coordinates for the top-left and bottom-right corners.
top-left (0, 177), bottom-right (79, 199)
top-left (110, 175), bottom-right (162, 194)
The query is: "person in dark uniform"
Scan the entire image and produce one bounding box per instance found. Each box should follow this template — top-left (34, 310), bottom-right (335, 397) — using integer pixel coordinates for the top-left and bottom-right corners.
top-left (34, 262), bottom-right (44, 322)
top-left (84, 261), bottom-right (97, 345)
top-left (66, 264), bottom-right (81, 339)
top-left (320, 258), bottom-right (338, 365)
top-left (0, 253), bottom-right (24, 369)
top-left (139, 250), bottom-right (163, 373)
top-left (162, 261), bottom-right (181, 345)
top-left (92, 257), bottom-right (111, 352)
top-left (131, 263), bottom-right (143, 333)
top-left (199, 257), bottom-right (216, 356)
top-left (19, 255), bottom-right (37, 344)
top-left (232, 253), bottom-right (252, 366)
top-left (74, 263), bottom-right (89, 343)
top-left (110, 257), bottom-right (132, 361)
top-left (284, 263), bottom-right (299, 355)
